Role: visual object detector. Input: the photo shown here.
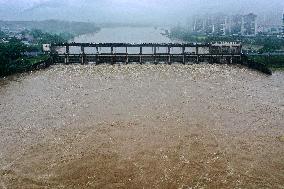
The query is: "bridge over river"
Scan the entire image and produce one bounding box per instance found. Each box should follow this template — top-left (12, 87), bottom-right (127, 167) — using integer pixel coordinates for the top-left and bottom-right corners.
top-left (43, 42), bottom-right (242, 65)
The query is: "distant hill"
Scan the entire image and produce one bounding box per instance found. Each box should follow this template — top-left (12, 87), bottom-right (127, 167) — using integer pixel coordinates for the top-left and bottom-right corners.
top-left (0, 20), bottom-right (100, 35)
top-left (1, 0), bottom-right (283, 26)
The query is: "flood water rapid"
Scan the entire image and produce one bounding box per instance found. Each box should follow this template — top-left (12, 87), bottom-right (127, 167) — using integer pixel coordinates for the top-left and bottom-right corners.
top-left (0, 27), bottom-right (283, 188)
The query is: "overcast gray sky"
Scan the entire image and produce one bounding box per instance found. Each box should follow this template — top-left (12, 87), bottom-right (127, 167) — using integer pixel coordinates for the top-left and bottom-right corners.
top-left (0, 0), bottom-right (283, 25)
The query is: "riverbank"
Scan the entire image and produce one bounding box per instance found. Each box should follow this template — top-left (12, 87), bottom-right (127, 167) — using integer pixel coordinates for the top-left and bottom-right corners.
top-left (247, 55), bottom-right (284, 71)
top-left (0, 64), bottom-right (283, 188)
top-left (0, 30), bottom-right (70, 77)
top-left (168, 28), bottom-right (284, 71)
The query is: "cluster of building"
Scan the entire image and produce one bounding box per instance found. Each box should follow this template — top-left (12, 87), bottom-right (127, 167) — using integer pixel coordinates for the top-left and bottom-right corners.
top-left (0, 25), bottom-right (35, 45)
top-left (189, 13), bottom-right (284, 37)
top-left (190, 13), bottom-right (257, 36)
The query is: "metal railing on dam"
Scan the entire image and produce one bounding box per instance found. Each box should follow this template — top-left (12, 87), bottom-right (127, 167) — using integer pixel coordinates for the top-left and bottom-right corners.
top-left (43, 42), bottom-right (243, 65)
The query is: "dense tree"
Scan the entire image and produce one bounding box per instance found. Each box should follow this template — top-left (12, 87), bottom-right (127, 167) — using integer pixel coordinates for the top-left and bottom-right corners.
top-left (0, 38), bottom-right (29, 76)
top-left (0, 29), bottom-right (71, 76)
top-left (169, 28), bottom-right (284, 53)
top-left (28, 29), bottom-right (73, 44)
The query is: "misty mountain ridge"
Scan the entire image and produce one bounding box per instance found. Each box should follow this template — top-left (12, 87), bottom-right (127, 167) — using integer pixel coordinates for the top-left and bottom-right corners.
top-left (0, 20), bottom-right (100, 35)
top-left (0, 0), bottom-right (283, 25)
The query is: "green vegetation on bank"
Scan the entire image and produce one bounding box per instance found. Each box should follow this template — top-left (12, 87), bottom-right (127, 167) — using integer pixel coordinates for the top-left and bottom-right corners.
top-left (0, 38), bottom-right (29, 76)
top-left (170, 27), bottom-right (284, 71)
top-left (21, 29), bottom-right (74, 51)
top-left (247, 55), bottom-right (284, 70)
top-left (28, 29), bottom-right (74, 43)
top-left (1, 20), bottom-right (96, 77)
top-left (2, 54), bottom-right (50, 76)
top-left (0, 30), bottom-right (71, 77)
top-left (170, 27), bottom-right (284, 53)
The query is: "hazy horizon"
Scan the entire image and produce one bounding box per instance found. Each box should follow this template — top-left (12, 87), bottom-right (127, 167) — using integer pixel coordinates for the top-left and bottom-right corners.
top-left (0, 0), bottom-right (283, 25)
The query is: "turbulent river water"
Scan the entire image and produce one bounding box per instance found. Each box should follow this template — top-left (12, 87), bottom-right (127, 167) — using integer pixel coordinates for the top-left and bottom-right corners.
top-left (0, 27), bottom-right (284, 188)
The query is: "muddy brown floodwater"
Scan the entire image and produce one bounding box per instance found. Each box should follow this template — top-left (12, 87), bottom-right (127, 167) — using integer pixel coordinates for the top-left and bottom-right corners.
top-left (0, 64), bottom-right (283, 189)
